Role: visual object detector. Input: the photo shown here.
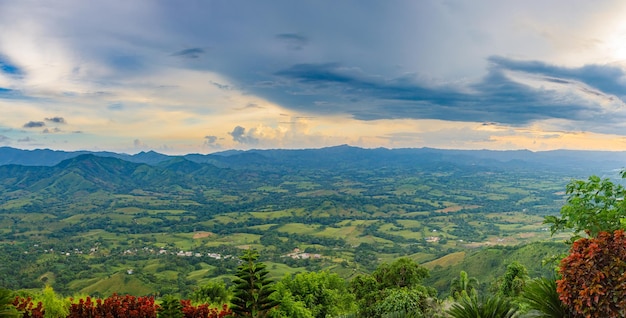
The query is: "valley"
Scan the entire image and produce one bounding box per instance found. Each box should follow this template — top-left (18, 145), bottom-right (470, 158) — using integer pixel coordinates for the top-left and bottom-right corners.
top-left (0, 145), bottom-right (618, 297)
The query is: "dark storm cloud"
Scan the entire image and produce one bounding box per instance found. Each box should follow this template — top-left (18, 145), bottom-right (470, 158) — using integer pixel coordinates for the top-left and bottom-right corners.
top-left (171, 48), bottom-right (205, 59)
top-left (265, 59), bottom-right (626, 126)
top-left (488, 56), bottom-right (626, 98)
top-left (45, 117), bottom-right (66, 124)
top-left (23, 121), bottom-right (45, 128)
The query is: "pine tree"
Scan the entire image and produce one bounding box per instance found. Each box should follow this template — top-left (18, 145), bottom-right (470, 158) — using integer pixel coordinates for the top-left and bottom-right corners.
top-left (230, 249), bottom-right (278, 317)
top-left (157, 295), bottom-right (183, 318)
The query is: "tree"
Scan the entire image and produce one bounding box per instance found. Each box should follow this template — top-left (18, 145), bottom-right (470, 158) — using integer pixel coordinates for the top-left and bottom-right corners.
top-left (544, 172), bottom-right (626, 238)
top-left (349, 258), bottom-right (437, 318)
top-left (272, 271), bottom-right (355, 318)
top-left (496, 262), bottom-right (528, 298)
top-left (521, 277), bottom-right (573, 318)
top-left (449, 271), bottom-right (479, 300)
top-left (544, 173), bottom-right (626, 316)
top-left (47, 288), bottom-right (68, 318)
top-left (447, 294), bottom-right (520, 318)
top-left (267, 288), bottom-right (313, 318)
top-left (372, 258), bottom-right (430, 289)
top-left (374, 288), bottom-right (432, 318)
top-left (557, 229), bottom-right (626, 317)
top-left (230, 249), bottom-right (278, 317)
top-left (158, 295), bottom-right (183, 318)
top-left (192, 282), bottom-right (230, 306)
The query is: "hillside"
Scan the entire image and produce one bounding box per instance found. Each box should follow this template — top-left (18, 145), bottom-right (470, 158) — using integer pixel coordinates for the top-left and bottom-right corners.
top-left (0, 146), bottom-right (619, 296)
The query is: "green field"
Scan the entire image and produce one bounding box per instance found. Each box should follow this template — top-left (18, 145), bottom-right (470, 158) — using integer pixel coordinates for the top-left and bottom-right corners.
top-left (0, 148), bottom-right (606, 296)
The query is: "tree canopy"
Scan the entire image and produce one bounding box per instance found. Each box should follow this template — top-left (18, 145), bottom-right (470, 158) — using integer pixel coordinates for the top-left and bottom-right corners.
top-left (545, 172), bottom-right (626, 238)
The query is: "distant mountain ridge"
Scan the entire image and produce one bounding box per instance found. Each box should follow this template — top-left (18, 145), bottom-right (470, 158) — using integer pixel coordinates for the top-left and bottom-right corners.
top-left (0, 145), bottom-right (625, 174)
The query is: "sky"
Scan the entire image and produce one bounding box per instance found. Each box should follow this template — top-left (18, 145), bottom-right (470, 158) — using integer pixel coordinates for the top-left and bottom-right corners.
top-left (3, 1), bottom-right (626, 154)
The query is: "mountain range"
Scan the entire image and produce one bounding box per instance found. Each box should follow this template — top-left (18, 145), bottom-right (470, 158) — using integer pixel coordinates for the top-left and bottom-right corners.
top-left (1, 145), bottom-right (625, 173)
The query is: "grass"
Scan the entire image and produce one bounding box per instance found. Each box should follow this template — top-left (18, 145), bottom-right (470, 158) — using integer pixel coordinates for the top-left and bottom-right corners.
top-left (423, 251), bottom-right (466, 269)
top-left (80, 273), bottom-right (155, 296)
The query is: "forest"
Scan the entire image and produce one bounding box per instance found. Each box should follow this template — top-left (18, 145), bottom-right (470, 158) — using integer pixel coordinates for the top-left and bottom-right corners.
top-left (1, 146), bottom-right (626, 316)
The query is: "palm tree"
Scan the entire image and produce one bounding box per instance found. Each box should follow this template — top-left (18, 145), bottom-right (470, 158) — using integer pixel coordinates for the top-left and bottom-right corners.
top-left (521, 277), bottom-right (574, 318)
top-left (450, 271), bottom-right (479, 300)
top-left (447, 294), bottom-right (520, 318)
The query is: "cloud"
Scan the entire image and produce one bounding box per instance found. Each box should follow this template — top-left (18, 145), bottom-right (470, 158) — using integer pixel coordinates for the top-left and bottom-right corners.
top-left (262, 59), bottom-right (626, 132)
top-left (43, 128), bottom-right (61, 134)
top-left (3, 1), bottom-right (626, 153)
top-left (276, 33), bottom-right (308, 50)
top-left (0, 135), bottom-right (9, 142)
top-left (134, 139), bottom-right (147, 148)
top-left (45, 117), bottom-right (67, 124)
top-left (203, 135), bottom-right (223, 149)
top-left (23, 121), bottom-right (45, 128)
top-left (171, 48), bottom-right (205, 59)
top-left (228, 126), bottom-right (259, 144)
top-left (210, 81), bottom-right (231, 90)
top-left (488, 56), bottom-right (626, 98)
top-left (17, 137), bottom-right (33, 142)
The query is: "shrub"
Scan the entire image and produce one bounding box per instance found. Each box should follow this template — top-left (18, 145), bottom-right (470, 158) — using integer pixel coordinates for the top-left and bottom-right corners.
top-left (557, 229), bottom-right (626, 317)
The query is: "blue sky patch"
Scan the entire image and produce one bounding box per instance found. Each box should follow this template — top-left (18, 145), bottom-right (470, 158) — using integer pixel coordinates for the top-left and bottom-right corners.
top-left (0, 57), bottom-right (21, 75)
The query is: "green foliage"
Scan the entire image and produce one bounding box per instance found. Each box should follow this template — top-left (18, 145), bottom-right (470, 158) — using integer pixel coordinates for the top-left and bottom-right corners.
top-left (557, 230), bottom-right (626, 317)
top-left (230, 249), bottom-right (279, 317)
top-left (449, 271), bottom-right (478, 300)
top-left (272, 271), bottom-right (355, 318)
top-left (38, 286), bottom-right (69, 318)
top-left (373, 258), bottom-right (430, 289)
top-left (425, 242), bottom-right (568, 296)
top-left (0, 288), bottom-right (18, 318)
top-left (374, 288), bottom-right (429, 317)
top-left (545, 172), bottom-right (626, 238)
top-left (447, 294), bottom-right (520, 318)
top-left (268, 288), bottom-right (313, 318)
top-left (521, 277), bottom-right (573, 318)
top-left (192, 282), bottom-right (230, 305)
top-left (350, 258), bottom-right (437, 318)
top-left (495, 262), bottom-right (529, 298)
top-left (158, 295), bottom-right (183, 318)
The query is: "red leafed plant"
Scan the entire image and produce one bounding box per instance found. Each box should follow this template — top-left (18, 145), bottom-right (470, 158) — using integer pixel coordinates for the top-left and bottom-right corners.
top-left (68, 294), bottom-right (158, 318)
top-left (180, 300), bottom-right (232, 318)
top-left (12, 297), bottom-right (44, 318)
top-left (557, 229), bottom-right (626, 317)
